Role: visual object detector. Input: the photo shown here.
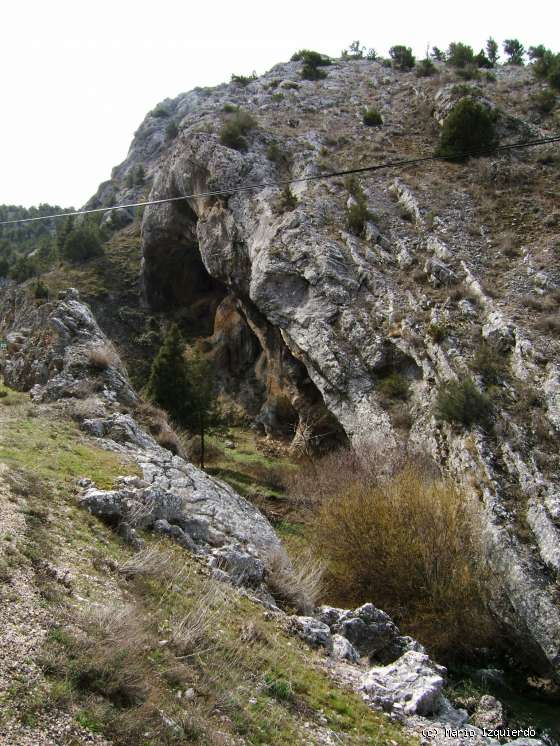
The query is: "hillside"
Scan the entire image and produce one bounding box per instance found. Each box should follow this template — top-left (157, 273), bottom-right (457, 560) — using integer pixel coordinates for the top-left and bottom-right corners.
top-left (1, 43), bottom-right (560, 745)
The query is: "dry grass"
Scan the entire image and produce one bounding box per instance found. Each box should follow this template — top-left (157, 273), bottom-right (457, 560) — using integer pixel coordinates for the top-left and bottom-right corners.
top-left (535, 315), bottom-right (560, 336)
top-left (168, 576), bottom-right (228, 656)
top-left (87, 344), bottom-right (119, 371)
top-left (117, 545), bottom-right (176, 580)
top-left (266, 549), bottom-right (324, 615)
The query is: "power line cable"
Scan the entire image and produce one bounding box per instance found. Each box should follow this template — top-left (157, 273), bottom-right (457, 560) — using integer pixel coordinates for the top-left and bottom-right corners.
top-left (1, 134), bottom-right (558, 226)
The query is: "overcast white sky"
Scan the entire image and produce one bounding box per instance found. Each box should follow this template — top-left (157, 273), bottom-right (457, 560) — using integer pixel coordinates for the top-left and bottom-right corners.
top-left (1, 1), bottom-right (557, 208)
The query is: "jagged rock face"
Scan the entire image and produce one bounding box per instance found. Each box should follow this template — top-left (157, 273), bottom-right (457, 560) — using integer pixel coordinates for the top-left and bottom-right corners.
top-left (133, 60), bottom-right (560, 678)
top-left (0, 289), bottom-right (282, 564)
top-left (0, 287), bottom-right (137, 405)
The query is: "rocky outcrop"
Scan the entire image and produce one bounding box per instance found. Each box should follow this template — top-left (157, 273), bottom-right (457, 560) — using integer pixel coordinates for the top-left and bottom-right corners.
top-left (131, 59), bottom-right (560, 679)
top-left (361, 651), bottom-right (447, 716)
top-left (0, 289), bottom-right (282, 575)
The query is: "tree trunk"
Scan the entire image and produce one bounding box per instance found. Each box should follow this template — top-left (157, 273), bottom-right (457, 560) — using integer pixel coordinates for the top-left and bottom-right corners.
top-left (200, 422), bottom-right (205, 470)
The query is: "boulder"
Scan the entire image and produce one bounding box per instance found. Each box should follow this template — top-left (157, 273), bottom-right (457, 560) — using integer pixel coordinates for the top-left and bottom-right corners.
top-left (331, 634), bottom-right (359, 663)
top-left (210, 547), bottom-right (265, 587)
top-left (472, 695), bottom-right (505, 730)
top-left (360, 651), bottom-right (446, 716)
top-left (289, 616), bottom-right (333, 651)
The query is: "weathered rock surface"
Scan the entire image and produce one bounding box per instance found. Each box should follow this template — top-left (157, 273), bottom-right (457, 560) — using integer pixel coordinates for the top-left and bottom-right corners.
top-left (127, 59), bottom-right (560, 679)
top-left (0, 290), bottom-right (282, 571)
top-left (360, 651), bottom-right (446, 716)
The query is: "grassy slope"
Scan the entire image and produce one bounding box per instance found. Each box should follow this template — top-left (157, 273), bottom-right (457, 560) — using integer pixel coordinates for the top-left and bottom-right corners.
top-left (0, 384), bottom-right (414, 745)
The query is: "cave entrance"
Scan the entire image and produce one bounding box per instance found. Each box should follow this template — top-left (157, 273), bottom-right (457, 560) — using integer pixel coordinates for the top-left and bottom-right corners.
top-left (143, 198), bottom-right (226, 337)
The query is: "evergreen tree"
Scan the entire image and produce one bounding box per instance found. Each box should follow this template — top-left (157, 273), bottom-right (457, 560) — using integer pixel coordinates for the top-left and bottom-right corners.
top-left (436, 99), bottom-right (498, 161)
top-left (181, 346), bottom-right (225, 469)
top-left (486, 37), bottom-right (499, 65)
top-left (146, 324), bottom-right (191, 426)
top-left (146, 327), bottom-right (224, 468)
top-left (61, 224), bottom-right (103, 263)
top-left (503, 39), bottom-right (525, 65)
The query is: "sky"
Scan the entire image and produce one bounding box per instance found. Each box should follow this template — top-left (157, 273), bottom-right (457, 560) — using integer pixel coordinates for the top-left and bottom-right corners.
top-left (1, 0), bottom-right (557, 208)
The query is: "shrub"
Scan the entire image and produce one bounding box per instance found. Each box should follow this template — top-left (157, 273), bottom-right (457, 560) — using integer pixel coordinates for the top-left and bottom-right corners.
top-left (345, 177), bottom-right (373, 237)
top-left (301, 63), bottom-right (327, 80)
top-left (446, 42), bottom-right (475, 68)
top-left (416, 57), bottom-right (436, 77)
top-left (472, 341), bottom-right (508, 385)
top-left (455, 64), bottom-right (481, 81)
top-left (378, 372), bottom-right (409, 400)
top-left (291, 49), bottom-right (330, 81)
top-left (503, 38), bottom-right (525, 65)
top-left (291, 49), bottom-right (331, 66)
top-left (363, 107), bottom-right (383, 126)
top-left (219, 109), bottom-right (256, 151)
top-left (532, 88), bottom-right (556, 114)
top-left (278, 185), bottom-right (297, 212)
top-left (151, 103), bottom-right (170, 118)
top-left (231, 72), bottom-right (257, 86)
top-left (428, 323), bottom-right (448, 342)
top-left (266, 549), bottom-right (324, 615)
top-left (389, 45), bottom-right (415, 70)
top-left (435, 377), bottom-right (494, 429)
top-left (88, 345), bottom-right (117, 371)
top-left (165, 120), bottom-right (178, 140)
top-left (266, 141), bottom-right (286, 164)
top-left (311, 461), bottom-right (496, 660)
top-left (341, 40), bottom-right (365, 60)
top-left (436, 98), bottom-right (498, 161)
top-left (431, 47), bottom-right (446, 62)
top-left (531, 48), bottom-right (560, 91)
top-left (9, 254), bottom-right (38, 282)
top-left (61, 225), bottom-right (103, 263)
top-left (33, 279), bottom-right (49, 299)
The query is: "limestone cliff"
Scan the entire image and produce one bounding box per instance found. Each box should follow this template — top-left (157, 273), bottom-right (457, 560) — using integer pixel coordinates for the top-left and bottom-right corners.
top-left (17, 57), bottom-right (560, 678)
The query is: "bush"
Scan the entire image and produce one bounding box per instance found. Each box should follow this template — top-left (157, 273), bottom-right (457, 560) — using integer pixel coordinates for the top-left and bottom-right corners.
top-left (33, 279), bottom-right (49, 299)
top-left (219, 109), bottom-right (257, 151)
top-left (61, 225), bottom-right (103, 263)
top-left (446, 42), bottom-right (474, 68)
top-left (416, 57), bottom-right (436, 77)
top-left (310, 460), bottom-right (496, 660)
top-left (88, 345), bottom-right (117, 371)
top-left (291, 49), bottom-right (330, 81)
top-left (472, 341), bottom-right (508, 385)
top-left (532, 88), bottom-right (557, 114)
top-left (291, 49), bottom-right (331, 66)
top-left (503, 38), bottom-right (525, 65)
top-left (9, 254), bottom-right (37, 282)
top-left (266, 549), bottom-right (324, 615)
top-left (389, 45), bottom-right (415, 70)
top-left (301, 63), bottom-right (327, 80)
top-left (378, 372), bottom-right (409, 400)
top-left (151, 103), bottom-right (170, 118)
top-left (531, 48), bottom-right (560, 91)
top-left (435, 377), bottom-right (494, 429)
top-left (165, 120), bottom-right (178, 140)
top-left (363, 107), bottom-right (383, 126)
top-left (278, 185), bottom-right (297, 212)
top-left (341, 40), bottom-right (365, 60)
top-left (231, 72), bottom-right (257, 86)
top-left (345, 177), bottom-right (373, 237)
top-left (436, 98), bottom-right (498, 161)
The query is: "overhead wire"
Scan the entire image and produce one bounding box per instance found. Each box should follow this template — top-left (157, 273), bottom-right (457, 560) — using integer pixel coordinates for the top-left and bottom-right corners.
top-left (0, 134), bottom-right (558, 227)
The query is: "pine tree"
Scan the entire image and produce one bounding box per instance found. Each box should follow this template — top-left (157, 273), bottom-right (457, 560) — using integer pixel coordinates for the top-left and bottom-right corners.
top-left (146, 328), bottom-right (225, 468)
top-left (486, 37), bottom-right (499, 65)
top-left (181, 346), bottom-right (225, 469)
top-left (146, 324), bottom-right (191, 426)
